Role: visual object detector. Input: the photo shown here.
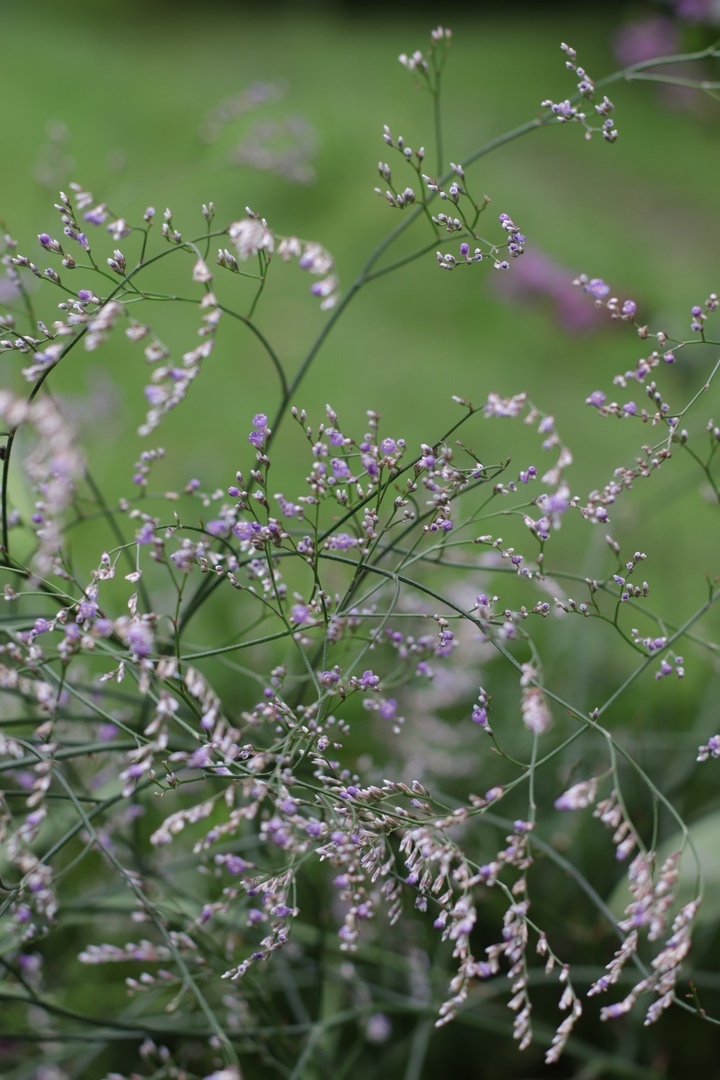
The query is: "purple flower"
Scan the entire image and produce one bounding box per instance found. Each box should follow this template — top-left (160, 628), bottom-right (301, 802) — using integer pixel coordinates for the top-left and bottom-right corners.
top-left (380, 437), bottom-right (397, 454)
top-left (126, 622), bottom-right (153, 658)
top-left (472, 705), bottom-right (488, 726)
top-left (135, 522), bottom-right (155, 544)
top-left (275, 495), bottom-right (298, 518)
top-left (331, 457), bottom-right (351, 480)
top-left (234, 520), bottom-right (256, 541)
top-left (205, 519), bottom-right (229, 537)
top-left (545, 491), bottom-right (569, 514)
top-left (76, 599), bottom-right (98, 622)
top-left (291, 604), bottom-right (310, 624)
top-left (698, 734), bottom-right (720, 761)
top-left (495, 250), bottom-right (605, 332)
top-left (84, 206), bottom-right (108, 225)
top-left (252, 413), bottom-right (268, 428)
top-left (613, 16), bottom-right (678, 67)
top-left (357, 669), bottom-right (380, 690)
top-left (327, 532), bottom-right (356, 550)
top-left (623, 401), bottom-right (637, 415)
top-left (248, 430), bottom-right (265, 447)
top-left (362, 454), bottom-right (379, 479)
top-left (587, 390), bottom-right (606, 408)
top-left (144, 385), bottom-right (165, 406)
top-left (622, 300), bottom-right (637, 318)
top-left (584, 278), bottom-right (610, 299)
top-left (378, 698), bottom-right (397, 720)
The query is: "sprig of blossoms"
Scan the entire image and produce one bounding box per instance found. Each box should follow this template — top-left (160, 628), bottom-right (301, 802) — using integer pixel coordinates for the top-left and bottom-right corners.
top-left (435, 213), bottom-right (525, 272)
top-left (0, 391), bottom-right (84, 578)
top-left (226, 210), bottom-right (339, 310)
top-left (398, 25), bottom-right (452, 85)
top-left (542, 44), bottom-right (618, 141)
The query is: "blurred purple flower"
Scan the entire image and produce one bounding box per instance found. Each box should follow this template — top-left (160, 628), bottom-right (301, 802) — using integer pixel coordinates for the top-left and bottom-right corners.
top-left (673, 0), bottom-right (720, 24)
top-left (494, 250), bottom-right (605, 333)
top-left (613, 17), bottom-right (677, 68)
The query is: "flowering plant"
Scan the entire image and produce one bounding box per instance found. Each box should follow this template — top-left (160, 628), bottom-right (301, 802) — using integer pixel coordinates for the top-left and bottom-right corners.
top-left (1, 21), bottom-right (720, 1080)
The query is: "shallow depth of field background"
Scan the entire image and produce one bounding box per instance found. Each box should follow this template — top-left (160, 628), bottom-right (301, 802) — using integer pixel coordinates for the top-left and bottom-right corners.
top-left (3, 1), bottom-right (720, 1077)
top-left (4, 1), bottom-right (718, 719)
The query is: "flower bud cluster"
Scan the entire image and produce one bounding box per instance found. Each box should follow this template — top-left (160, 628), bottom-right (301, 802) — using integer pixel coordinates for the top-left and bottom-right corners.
top-left (542, 44), bottom-right (618, 141)
top-left (398, 26), bottom-right (451, 84)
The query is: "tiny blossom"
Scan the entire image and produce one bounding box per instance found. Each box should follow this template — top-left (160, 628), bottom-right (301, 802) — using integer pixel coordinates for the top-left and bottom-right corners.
top-left (584, 278), bottom-right (610, 299)
top-left (554, 777), bottom-right (598, 810)
top-left (124, 621), bottom-right (154, 658)
top-left (521, 684), bottom-right (551, 735)
top-left (205, 519), bottom-right (229, 537)
top-left (326, 532), bottom-right (357, 550)
top-left (378, 698), bottom-right (397, 720)
top-left (483, 392), bottom-right (527, 418)
top-left (331, 457), bottom-right (351, 480)
top-left (84, 205), bottom-right (108, 225)
top-left (354, 669), bottom-right (380, 690)
top-left (471, 705), bottom-right (488, 726)
top-left (291, 603), bottom-right (310, 624)
top-left (229, 217), bottom-right (274, 260)
top-left (655, 659), bottom-right (673, 679)
top-left (366, 1013), bottom-right (392, 1044)
top-left (192, 258), bottom-right (213, 283)
top-left (697, 734), bottom-right (720, 761)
